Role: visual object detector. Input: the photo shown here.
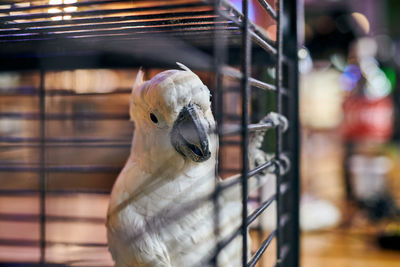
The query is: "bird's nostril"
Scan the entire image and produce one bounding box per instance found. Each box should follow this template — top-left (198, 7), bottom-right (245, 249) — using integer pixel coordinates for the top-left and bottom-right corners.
top-left (187, 142), bottom-right (203, 157)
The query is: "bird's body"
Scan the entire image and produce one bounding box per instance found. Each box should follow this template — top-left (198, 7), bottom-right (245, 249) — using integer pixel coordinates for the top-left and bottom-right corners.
top-left (107, 157), bottom-right (244, 267)
top-left (106, 65), bottom-right (245, 267)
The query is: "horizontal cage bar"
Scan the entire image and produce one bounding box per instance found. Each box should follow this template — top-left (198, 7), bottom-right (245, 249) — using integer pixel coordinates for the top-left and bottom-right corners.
top-left (247, 194), bottom-right (275, 226)
top-left (219, 160), bottom-right (276, 192)
top-left (221, 121), bottom-right (278, 136)
top-left (0, 0), bottom-right (146, 13)
top-left (0, 2), bottom-right (210, 22)
top-left (247, 230), bottom-right (276, 267)
top-left (0, 17), bottom-right (219, 36)
top-left (216, 0), bottom-right (276, 49)
top-left (257, 0), bottom-right (277, 19)
top-left (0, 23), bottom-right (237, 41)
top-left (196, 227), bottom-right (242, 267)
top-left (0, 10), bottom-right (214, 30)
top-left (222, 66), bottom-right (277, 91)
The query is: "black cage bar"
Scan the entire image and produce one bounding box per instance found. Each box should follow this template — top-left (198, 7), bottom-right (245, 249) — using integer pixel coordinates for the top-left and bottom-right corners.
top-left (0, 0), bottom-right (299, 266)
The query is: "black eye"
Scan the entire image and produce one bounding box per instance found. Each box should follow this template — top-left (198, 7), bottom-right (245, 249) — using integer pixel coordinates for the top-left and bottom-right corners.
top-left (150, 113), bottom-right (158, 124)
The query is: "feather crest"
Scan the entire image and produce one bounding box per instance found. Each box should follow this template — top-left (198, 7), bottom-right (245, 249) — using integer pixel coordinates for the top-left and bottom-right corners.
top-left (130, 68), bottom-right (145, 120)
top-left (176, 62), bottom-right (192, 72)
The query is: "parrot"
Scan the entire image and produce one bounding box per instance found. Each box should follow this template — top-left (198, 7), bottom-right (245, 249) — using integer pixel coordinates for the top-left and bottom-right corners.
top-left (106, 63), bottom-right (288, 267)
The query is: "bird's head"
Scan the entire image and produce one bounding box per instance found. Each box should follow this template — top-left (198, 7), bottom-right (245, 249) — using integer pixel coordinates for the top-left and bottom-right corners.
top-left (130, 63), bottom-right (216, 165)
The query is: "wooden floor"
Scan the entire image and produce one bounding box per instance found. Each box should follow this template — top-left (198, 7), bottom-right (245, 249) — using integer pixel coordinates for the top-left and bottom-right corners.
top-left (1, 194), bottom-right (400, 266)
top-left (250, 229), bottom-right (400, 267)
top-left (301, 230), bottom-right (400, 267)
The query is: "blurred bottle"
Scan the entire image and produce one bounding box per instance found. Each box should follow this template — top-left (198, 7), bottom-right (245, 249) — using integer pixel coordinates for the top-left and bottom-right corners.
top-left (341, 37), bottom-right (398, 221)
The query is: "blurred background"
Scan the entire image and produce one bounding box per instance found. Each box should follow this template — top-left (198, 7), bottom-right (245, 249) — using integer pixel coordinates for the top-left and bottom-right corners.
top-left (299, 0), bottom-right (400, 266)
top-left (0, 0), bottom-right (400, 266)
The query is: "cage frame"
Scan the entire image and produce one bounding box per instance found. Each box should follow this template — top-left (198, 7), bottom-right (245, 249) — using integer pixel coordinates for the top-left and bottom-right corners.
top-left (0, 0), bottom-right (299, 266)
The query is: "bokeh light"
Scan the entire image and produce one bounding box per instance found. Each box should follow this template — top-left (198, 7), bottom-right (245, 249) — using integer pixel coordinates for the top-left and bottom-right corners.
top-left (351, 12), bottom-right (370, 34)
top-left (339, 65), bottom-right (362, 91)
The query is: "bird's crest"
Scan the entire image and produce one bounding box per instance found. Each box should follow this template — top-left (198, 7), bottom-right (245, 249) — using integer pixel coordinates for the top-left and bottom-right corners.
top-left (132, 67), bottom-right (145, 93)
top-left (130, 68), bottom-right (145, 121)
top-left (176, 62), bottom-right (192, 72)
top-left (129, 64), bottom-right (195, 121)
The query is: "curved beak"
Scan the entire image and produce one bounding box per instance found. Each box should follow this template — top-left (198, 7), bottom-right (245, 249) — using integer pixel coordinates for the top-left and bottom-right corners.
top-left (171, 104), bottom-right (211, 162)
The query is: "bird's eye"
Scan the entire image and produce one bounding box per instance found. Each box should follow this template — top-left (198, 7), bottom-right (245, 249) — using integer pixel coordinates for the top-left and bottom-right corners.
top-left (150, 113), bottom-right (158, 124)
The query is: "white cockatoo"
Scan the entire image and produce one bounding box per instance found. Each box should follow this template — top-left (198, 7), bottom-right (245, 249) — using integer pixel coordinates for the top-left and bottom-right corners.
top-left (106, 63), bottom-right (287, 267)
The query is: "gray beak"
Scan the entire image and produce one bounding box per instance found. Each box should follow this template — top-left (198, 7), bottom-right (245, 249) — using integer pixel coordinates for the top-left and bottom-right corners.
top-left (171, 104), bottom-right (211, 163)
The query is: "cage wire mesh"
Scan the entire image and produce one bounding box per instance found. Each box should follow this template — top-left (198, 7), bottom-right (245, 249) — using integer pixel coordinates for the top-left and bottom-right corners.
top-left (0, 0), bottom-right (299, 266)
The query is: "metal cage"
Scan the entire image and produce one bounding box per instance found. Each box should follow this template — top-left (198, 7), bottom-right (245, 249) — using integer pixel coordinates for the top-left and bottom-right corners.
top-left (0, 0), bottom-right (299, 266)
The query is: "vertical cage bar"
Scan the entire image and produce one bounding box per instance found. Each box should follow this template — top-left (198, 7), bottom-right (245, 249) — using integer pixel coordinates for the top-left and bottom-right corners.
top-left (275, 0), bottom-right (283, 265)
top-left (213, 1), bottom-right (225, 129)
top-left (286, 0), bottom-right (300, 265)
top-left (241, 0), bottom-right (251, 265)
top-left (212, 0), bottom-right (225, 265)
top-left (39, 69), bottom-right (46, 263)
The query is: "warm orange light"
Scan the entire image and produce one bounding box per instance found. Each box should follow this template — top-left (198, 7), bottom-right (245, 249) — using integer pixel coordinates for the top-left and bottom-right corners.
top-left (266, 24), bottom-right (277, 41)
top-left (48, 0), bottom-right (77, 21)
